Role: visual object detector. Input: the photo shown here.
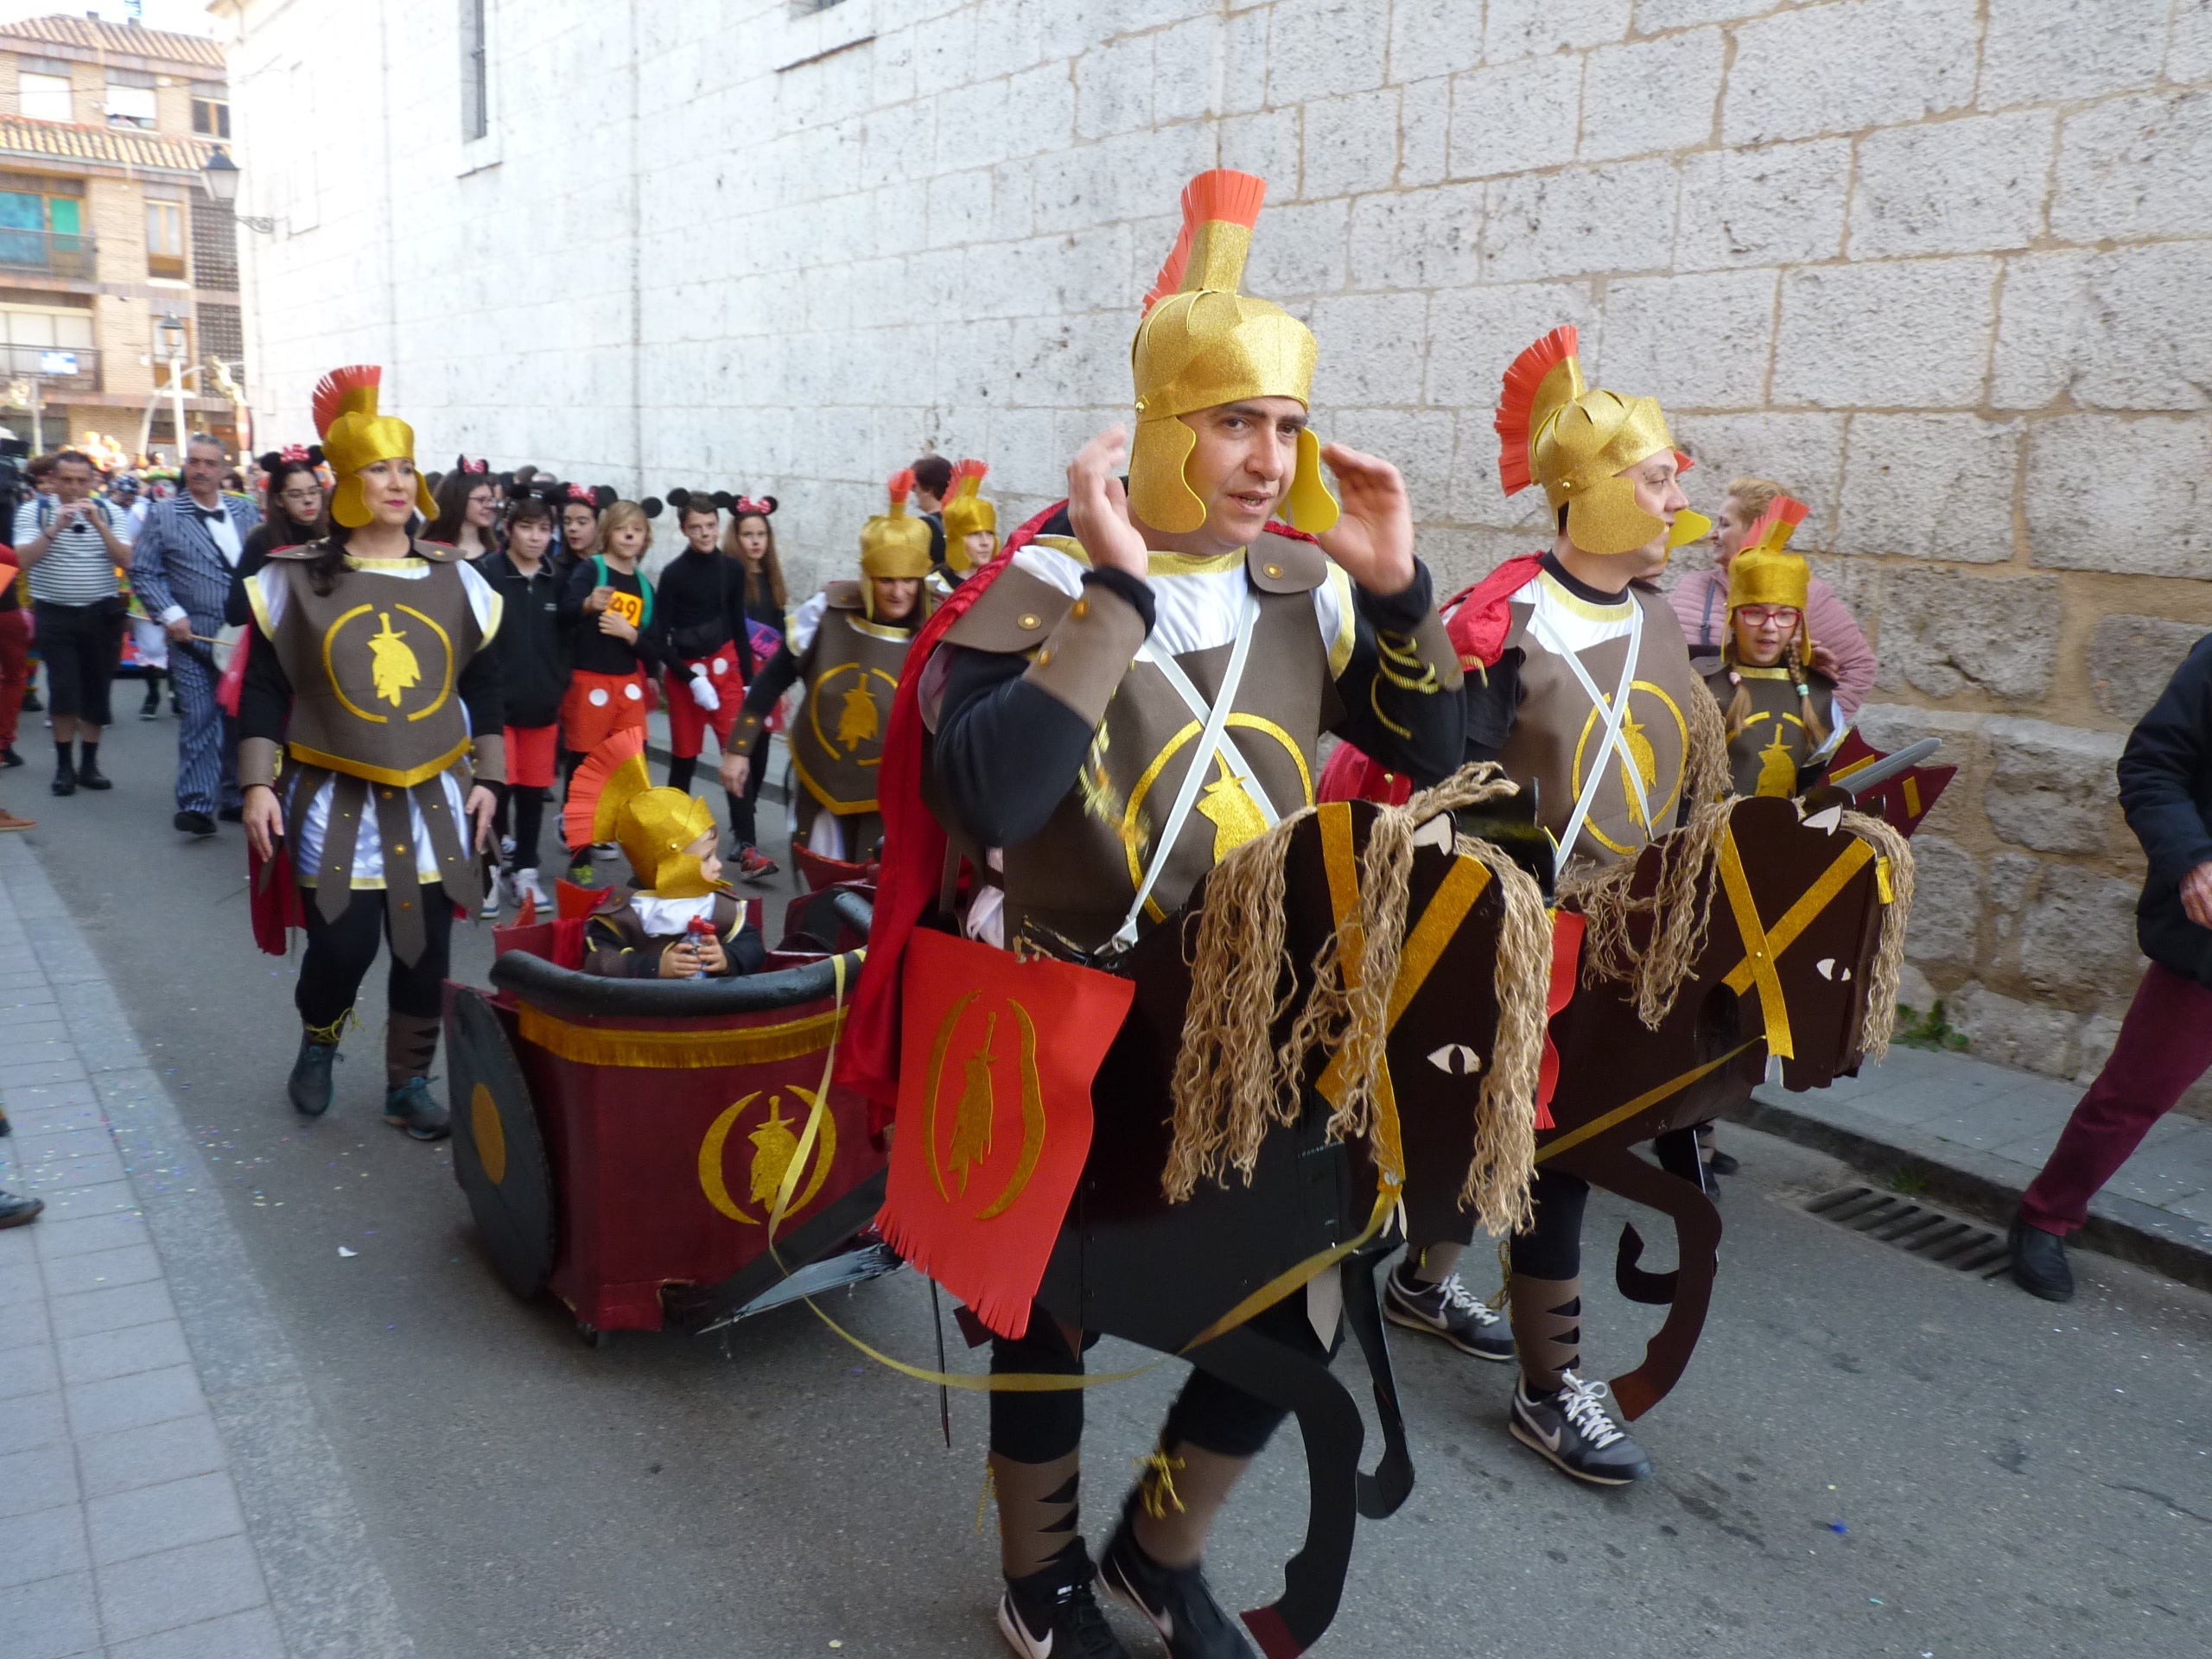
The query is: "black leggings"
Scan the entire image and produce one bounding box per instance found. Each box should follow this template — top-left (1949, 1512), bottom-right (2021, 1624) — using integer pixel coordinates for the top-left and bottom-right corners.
top-left (988, 1294), bottom-right (1330, 1465)
top-left (1508, 1128), bottom-right (1706, 1281)
top-left (494, 787), bottom-right (547, 872)
top-left (296, 885), bottom-right (454, 1031)
top-left (32, 599), bottom-right (124, 727)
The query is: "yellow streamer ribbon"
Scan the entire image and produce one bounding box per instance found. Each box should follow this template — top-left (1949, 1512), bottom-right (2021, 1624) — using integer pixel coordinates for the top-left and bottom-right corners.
top-left (1535, 1039), bottom-right (1761, 1164)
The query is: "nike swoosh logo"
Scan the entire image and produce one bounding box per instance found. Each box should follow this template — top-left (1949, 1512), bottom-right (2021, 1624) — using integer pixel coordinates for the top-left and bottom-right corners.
top-left (1521, 1408), bottom-right (1562, 1452)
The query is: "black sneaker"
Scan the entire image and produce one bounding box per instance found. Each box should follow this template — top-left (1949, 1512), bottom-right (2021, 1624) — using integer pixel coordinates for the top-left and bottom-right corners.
top-left (1705, 1147), bottom-right (1740, 1178)
top-left (288, 1035), bottom-right (341, 1117)
top-left (76, 760), bottom-right (111, 790)
top-left (1384, 1261), bottom-right (1515, 1360)
top-left (383, 1077), bottom-right (451, 1141)
top-left (1100, 1510), bottom-right (1255, 1658)
top-left (174, 810), bottom-right (215, 837)
top-left (139, 698), bottom-right (160, 721)
top-left (50, 760), bottom-right (74, 797)
top-left (1510, 1371), bottom-right (1653, 1486)
top-left (0, 1188), bottom-right (44, 1229)
top-left (1, 746), bottom-right (21, 768)
top-left (998, 1556), bottom-right (1128, 1659)
top-left (21, 688), bottom-right (41, 713)
top-left (2010, 1217), bottom-right (2074, 1302)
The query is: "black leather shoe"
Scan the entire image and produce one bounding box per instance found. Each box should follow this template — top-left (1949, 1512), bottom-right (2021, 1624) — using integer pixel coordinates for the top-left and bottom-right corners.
top-left (288, 1034), bottom-right (340, 1117)
top-left (0, 1188), bottom-right (45, 1229)
top-left (217, 804), bottom-right (244, 823)
top-left (2010, 1218), bottom-right (2075, 1302)
top-left (383, 1077), bottom-right (451, 1141)
top-left (1705, 1147), bottom-right (1741, 1177)
top-left (1, 746), bottom-right (21, 768)
top-left (76, 761), bottom-right (111, 790)
top-left (174, 810), bottom-right (215, 837)
top-left (50, 760), bottom-right (74, 796)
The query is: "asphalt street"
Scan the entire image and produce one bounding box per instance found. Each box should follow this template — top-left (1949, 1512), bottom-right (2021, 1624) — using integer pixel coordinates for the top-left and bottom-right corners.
top-left (11, 710), bottom-right (2212, 1659)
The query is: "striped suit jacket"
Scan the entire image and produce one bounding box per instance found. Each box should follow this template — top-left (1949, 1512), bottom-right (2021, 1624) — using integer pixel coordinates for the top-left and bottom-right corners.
top-left (128, 493), bottom-right (263, 627)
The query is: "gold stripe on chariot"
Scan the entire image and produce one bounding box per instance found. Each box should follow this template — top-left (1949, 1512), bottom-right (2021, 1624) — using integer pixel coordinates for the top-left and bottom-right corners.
top-left (516, 1002), bottom-right (847, 1069)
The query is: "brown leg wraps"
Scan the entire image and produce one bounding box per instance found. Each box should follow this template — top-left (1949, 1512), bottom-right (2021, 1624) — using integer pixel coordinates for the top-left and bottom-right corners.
top-left (1129, 1444), bottom-right (1249, 1570)
top-left (990, 1451), bottom-right (1082, 1580)
top-left (385, 1011), bottom-right (440, 1091)
top-left (1509, 1273), bottom-right (1581, 1394)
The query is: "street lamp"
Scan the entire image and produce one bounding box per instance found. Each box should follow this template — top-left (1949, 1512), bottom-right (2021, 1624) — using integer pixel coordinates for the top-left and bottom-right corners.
top-left (200, 146), bottom-right (275, 235)
top-left (156, 314), bottom-right (188, 460)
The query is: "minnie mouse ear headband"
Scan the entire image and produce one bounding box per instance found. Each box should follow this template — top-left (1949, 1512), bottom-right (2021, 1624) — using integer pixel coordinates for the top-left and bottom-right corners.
top-left (665, 488), bottom-right (738, 513)
top-left (455, 454), bottom-right (490, 475)
top-left (732, 493), bottom-right (778, 518)
top-left (257, 443), bottom-right (326, 473)
top-left (557, 481), bottom-right (618, 511)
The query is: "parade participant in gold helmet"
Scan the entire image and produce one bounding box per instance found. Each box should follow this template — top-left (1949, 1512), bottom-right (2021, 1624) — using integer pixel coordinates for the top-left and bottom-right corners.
top-left (893, 168), bottom-right (1462, 1659)
top-left (721, 470), bottom-right (933, 868)
top-left (567, 731), bottom-right (766, 978)
top-left (236, 365), bottom-right (505, 1143)
top-left (1703, 495), bottom-right (1836, 798)
top-left (1351, 325), bottom-right (1732, 1491)
top-left (935, 457), bottom-right (1000, 587)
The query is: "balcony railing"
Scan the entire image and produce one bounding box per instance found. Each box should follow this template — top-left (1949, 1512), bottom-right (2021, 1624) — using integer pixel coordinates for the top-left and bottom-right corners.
top-left (0, 230), bottom-right (97, 281)
top-left (0, 343), bottom-right (100, 391)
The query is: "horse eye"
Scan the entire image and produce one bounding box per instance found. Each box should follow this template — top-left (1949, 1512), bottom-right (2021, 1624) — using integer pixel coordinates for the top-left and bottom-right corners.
top-left (1427, 1043), bottom-right (1482, 1076)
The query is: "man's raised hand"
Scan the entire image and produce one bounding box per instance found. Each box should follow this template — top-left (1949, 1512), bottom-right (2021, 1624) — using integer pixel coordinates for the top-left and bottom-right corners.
top-left (1314, 443), bottom-right (1416, 597)
top-left (1065, 425), bottom-right (1149, 579)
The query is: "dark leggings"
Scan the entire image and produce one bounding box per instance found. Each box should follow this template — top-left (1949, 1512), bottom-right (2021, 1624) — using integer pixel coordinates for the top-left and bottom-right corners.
top-left (296, 885), bottom-right (454, 1031)
top-left (988, 1294), bottom-right (1329, 1465)
top-left (1508, 1128), bottom-right (1707, 1281)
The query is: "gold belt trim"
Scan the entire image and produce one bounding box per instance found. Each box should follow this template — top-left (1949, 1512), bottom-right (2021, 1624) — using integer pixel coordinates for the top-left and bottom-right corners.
top-left (789, 749), bottom-right (879, 816)
top-left (516, 1002), bottom-right (846, 1069)
top-left (287, 738), bottom-right (469, 791)
top-left (1536, 1040), bottom-right (1762, 1163)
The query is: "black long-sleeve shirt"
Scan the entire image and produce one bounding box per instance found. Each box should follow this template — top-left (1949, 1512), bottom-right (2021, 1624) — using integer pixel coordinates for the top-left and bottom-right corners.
top-left (930, 555), bottom-right (1462, 851)
top-left (649, 549), bottom-right (758, 678)
top-left (2118, 632), bottom-right (2212, 986)
top-left (474, 550), bottom-right (567, 728)
top-left (558, 556), bottom-right (658, 678)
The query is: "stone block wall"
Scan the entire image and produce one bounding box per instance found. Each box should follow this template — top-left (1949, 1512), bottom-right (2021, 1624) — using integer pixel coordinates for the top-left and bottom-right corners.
top-left (219, 0), bottom-right (2212, 1092)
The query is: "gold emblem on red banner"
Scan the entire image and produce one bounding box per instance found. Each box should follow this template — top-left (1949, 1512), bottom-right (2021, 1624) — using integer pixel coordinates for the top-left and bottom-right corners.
top-left (922, 992), bottom-right (1046, 1221)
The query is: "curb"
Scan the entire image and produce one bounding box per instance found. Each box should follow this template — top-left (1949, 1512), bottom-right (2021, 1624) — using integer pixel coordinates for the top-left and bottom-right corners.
top-left (1741, 1089), bottom-right (2212, 1298)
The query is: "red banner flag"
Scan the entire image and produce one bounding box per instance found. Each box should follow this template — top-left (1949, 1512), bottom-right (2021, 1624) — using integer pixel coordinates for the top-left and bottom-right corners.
top-left (875, 927), bottom-right (1134, 1339)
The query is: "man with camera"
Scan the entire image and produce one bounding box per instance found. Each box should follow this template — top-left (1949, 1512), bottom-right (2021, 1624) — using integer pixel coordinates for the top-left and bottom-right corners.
top-left (12, 449), bottom-right (132, 796)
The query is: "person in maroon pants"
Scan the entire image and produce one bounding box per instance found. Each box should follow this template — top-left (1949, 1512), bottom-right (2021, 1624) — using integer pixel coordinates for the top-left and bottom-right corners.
top-left (0, 540), bottom-right (29, 767)
top-left (2013, 631), bottom-right (2212, 1300)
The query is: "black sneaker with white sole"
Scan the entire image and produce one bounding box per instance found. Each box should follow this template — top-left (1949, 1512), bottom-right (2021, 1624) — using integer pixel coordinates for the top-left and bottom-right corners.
top-left (1510, 1370), bottom-right (1653, 1485)
top-left (1383, 1261), bottom-right (1516, 1360)
top-left (998, 1555), bottom-right (1128, 1659)
top-left (1099, 1511), bottom-right (1255, 1659)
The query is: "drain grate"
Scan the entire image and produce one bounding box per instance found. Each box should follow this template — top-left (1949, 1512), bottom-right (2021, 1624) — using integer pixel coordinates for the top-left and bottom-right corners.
top-left (1801, 1185), bottom-right (2014, 1278)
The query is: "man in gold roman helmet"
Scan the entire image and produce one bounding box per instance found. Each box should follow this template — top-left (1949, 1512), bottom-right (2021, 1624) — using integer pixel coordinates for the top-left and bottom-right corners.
top-left (880, 168), bottom-right (1465, 1659)
top-left (720, 470), bottom-right (932, 868)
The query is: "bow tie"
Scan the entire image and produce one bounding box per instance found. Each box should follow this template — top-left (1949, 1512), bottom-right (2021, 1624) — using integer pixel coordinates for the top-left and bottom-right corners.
top-left (191, 505), bottom-right (226, 523)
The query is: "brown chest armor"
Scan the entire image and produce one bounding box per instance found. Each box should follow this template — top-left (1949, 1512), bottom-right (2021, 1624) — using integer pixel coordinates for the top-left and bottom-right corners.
top-left (1705, 664), bottom-right (1837, 799)
top-left (789, 582), bottom-right (917, 830)
top-left (940, 533), bottom-right (1338, 953)
top-left (259, 544), bottom-right (490, 788)
top-left (1497, 581), bottom-right (1702, 869)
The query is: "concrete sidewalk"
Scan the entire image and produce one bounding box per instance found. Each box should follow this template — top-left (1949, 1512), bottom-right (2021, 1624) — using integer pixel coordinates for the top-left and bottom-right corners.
top-left (0, 837), bottom-right (410, 1659)
top-left (1743, 1040), bottom-right (2212, 1293)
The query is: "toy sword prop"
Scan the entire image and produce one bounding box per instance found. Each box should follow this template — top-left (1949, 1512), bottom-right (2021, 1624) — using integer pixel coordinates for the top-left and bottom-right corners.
top-left (1829, 737), bottom-right (1942, 798)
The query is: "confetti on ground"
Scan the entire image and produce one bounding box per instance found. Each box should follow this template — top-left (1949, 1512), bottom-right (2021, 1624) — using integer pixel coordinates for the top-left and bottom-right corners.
top-left (338, 1246), bottom-right (358, 1257)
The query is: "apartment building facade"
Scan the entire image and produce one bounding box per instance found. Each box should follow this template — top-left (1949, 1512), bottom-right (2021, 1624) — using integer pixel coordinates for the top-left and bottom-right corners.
top-left (0, 11), bottom-right (243, 459)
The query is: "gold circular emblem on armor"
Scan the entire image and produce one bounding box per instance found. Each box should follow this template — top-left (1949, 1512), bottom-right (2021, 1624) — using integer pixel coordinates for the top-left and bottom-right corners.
top-left (697, 1087), bottom-right (837, 1225)
top-left (320, 601), bottom-right (456, 726)
top-left (469, 1083), bottom-right (507, 1185)
top-left (808, 663), bottom-right (901, 769)
top-left (1568, 681), bottom-right (1689, 857)
top-left (1120, 715), bottom-right (1314, 918)
top-left (1018, 613), bottom-right (1040, 630)
top-left (1264, 563), bottom-right (1282, 579)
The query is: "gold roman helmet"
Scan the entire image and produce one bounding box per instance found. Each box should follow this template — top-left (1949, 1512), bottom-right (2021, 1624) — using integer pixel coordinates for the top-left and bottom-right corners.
top-left (1726, 494), bottom-right (1815, 649)
top-left (1494, 327), bottom-right (1711, 558)
top-left (311, 364), bottom-right (437, 530)
top-left (1128, 169), bottom-right (1338, 537)
top-left (859, 467), bottom-right (932, 619)
top-left (938, 458), bottom-right (996, 572)
top-left (564, 732), bottom-right (726, 899)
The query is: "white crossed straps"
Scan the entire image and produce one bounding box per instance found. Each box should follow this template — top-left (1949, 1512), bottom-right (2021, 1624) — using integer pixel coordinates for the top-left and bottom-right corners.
top-left (1110, 592), bottom-right (1276, 950)
top-left (1530, 600), bottom-right (1649, 880)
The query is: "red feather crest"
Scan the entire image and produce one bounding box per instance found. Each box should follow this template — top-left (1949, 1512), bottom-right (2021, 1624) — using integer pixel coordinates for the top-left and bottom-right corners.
top-left (1745, 493), bottom-right (1810, 553)
top-left (310, 364), bottom-right (381, 442)
top-left (950, 457), bottom-right (988, 491)
top-left (1142, 168), bottom-right (1267, 315)
top-left (1494, 326), bottom-right (1579, 498)
top-left (561, 728), bottom-right (647, 851)
top-left (887, 467), bottom-right (915, 514)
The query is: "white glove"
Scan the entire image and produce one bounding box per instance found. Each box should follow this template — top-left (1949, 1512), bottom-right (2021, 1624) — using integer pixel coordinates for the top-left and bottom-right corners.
top-left (688, 670), bottom-right (720, 713)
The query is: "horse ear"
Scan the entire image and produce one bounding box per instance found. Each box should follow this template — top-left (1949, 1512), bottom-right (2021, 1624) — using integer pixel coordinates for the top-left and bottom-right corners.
top-left (667, 486), bottom-right (691, 509)
top-left (641, 497), bottom-right (663, 518)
